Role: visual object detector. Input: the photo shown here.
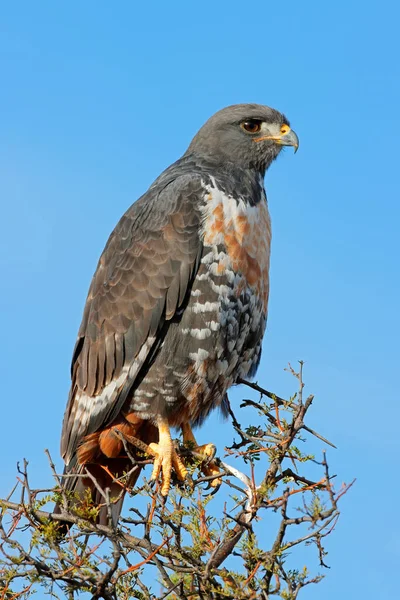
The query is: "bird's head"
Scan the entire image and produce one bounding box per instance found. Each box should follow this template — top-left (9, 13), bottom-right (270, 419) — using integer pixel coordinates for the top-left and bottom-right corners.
top-left (186, 103), bottom-right (299, 175)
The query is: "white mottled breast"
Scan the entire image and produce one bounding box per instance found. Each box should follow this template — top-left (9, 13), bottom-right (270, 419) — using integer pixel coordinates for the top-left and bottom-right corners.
top-left (192, 178), bottom-right (272, 381)
top-left (201, 178), bottom-right (271, 314)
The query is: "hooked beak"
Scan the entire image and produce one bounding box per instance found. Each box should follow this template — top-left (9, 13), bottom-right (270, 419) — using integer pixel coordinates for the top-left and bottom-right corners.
top-left (253, 127), bottom-right (299, 153)
top-left (278, 128), bottom-right (299, 153)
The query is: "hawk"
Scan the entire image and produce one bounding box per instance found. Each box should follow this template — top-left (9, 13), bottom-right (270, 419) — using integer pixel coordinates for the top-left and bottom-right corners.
top-left (59, 104), bottom-right (298, 524)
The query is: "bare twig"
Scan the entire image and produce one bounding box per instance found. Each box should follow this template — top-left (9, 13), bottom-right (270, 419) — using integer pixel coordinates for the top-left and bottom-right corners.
top-left (0, 364), bottom-right (348, 600)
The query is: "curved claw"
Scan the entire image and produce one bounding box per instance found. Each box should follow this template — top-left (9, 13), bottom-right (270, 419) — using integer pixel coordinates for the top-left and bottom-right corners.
top-left (199, 455), bottom-right (222, 489)
top-left (181, 423), bottom-right (222, 491)
top-left (148, 437), bottom-right (187, 496)
top-left (208, 481), bottom-right (222, 496)
top-left (203, 476), bottom-right (222, 495)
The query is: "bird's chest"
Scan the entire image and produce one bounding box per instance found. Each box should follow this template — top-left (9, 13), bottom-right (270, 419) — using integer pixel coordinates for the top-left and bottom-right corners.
top-left (200, 185), bottom-right (271, 316)
top-left (186, 184), bottom-right (271, 380)
top-left (146, 186), bottom-right (272, 423)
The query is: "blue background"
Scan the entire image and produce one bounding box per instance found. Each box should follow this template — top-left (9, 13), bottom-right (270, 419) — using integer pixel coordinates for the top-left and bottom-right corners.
top-left (1, 1), bottom-right (399, 597)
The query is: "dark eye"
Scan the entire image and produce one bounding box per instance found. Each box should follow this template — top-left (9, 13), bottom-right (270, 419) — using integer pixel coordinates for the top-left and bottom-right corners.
top-left (241, 120), bottom-right (262, 134)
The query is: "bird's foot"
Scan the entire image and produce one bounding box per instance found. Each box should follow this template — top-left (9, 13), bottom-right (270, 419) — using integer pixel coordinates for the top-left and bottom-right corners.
top-left (182, 425), bottom-right (222, 488)
top-left (148, 421), bottom-right (187, 496)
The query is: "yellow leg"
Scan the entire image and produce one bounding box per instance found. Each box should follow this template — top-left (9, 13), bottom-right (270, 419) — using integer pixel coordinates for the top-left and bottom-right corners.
top-left (148, 418), bottom-right (187, 496)
top-left (181, 423), bottom-right (222, 487)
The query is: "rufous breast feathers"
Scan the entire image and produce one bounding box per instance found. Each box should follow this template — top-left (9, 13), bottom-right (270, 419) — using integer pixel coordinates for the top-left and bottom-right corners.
top-left (202, 184), bottom-right (271, 313)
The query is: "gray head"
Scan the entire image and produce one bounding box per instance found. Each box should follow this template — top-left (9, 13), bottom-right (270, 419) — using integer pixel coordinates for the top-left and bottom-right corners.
top-left (186, 103), bottom-right (298, 175)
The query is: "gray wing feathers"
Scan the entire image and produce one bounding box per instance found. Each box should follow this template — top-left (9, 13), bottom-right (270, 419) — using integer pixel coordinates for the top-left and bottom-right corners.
top-left (61, 175), bottom-right (204, 464)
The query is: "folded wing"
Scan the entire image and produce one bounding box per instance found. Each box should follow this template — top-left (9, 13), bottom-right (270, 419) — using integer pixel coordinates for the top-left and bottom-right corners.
top-left (61, 174), bottom-right (205, 466)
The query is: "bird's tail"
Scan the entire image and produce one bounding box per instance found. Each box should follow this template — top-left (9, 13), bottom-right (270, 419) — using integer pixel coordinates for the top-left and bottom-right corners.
top-left (54, 422), bottom-right (158, 529)
top-left (54, 459), bottom-right (142, 529)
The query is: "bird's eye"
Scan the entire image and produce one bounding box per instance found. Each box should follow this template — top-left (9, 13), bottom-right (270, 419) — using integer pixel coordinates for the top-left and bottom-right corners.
top-left (241, 120), bottom-right (262, 134)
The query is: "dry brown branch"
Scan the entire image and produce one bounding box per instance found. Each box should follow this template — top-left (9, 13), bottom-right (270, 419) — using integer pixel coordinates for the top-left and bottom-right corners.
top-left (0, 363), bottom-right (350, 599)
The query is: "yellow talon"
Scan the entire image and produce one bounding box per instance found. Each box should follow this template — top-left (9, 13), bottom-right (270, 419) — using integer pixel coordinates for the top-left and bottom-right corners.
top-left (195, 443), bottom-right (217, 463)
top-left (181, 423), bottom-right (222, 488)
top-left (149, 419), bottom-right (187, 495)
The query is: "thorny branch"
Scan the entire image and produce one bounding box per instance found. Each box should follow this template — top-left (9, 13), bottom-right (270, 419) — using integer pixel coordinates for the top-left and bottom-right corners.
top-left (0, 363), bottom-right (353, 599)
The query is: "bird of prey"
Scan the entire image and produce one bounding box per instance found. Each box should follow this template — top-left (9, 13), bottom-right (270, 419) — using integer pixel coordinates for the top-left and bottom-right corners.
top-left (59, 103), bottom-right (298, 524)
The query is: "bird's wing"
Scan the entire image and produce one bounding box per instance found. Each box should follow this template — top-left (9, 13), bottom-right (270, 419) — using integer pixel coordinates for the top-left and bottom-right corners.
top-left (61, 174), bottom-right (205, 465)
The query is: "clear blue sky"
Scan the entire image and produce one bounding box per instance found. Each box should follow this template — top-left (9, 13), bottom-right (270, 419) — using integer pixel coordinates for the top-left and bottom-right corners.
top-left (1, 1), bottom-right (399, 597)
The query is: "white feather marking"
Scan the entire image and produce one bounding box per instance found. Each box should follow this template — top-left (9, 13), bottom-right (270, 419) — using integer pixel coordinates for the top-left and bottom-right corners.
top-left (190, 301), bottom-right (220, 314)
top-left (189, 348), bottom-right (210, 361)
top-left (77, 365), bottom-right (130, 418)
top-left (206, 320), bottom-right (220, 331)
top-left (181, 327), bottom-right (212, 339)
